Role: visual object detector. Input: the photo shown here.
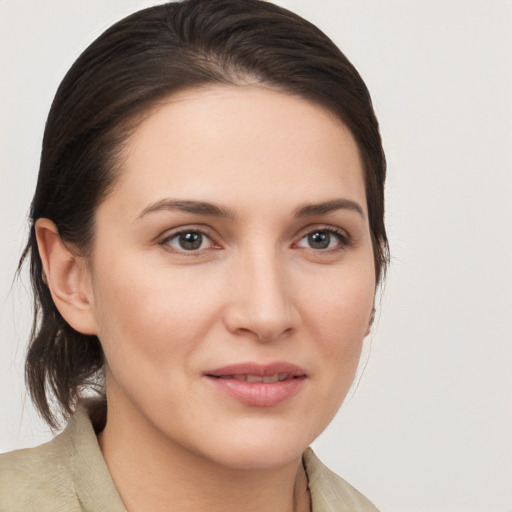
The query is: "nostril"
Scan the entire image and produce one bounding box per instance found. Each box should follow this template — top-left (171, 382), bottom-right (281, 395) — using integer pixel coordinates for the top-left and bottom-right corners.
top-left (222, 281), bottom-right (301, 341)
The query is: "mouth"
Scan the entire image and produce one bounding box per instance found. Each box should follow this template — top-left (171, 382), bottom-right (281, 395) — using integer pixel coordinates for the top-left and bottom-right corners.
top-left (204, 362), bottom-right (307, 407)
top-left (213, 373), bottom-right (296, 383)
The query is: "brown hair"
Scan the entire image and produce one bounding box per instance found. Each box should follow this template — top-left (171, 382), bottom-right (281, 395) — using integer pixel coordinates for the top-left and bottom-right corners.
top-left (21, 0), bottom-right (388, 428)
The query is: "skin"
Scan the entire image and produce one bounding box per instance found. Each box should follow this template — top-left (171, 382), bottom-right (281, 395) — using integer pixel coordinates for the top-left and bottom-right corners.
top-left (36, 86), bottom-right (376, 512)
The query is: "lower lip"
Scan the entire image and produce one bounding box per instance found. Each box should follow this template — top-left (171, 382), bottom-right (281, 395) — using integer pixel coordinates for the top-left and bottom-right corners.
top-left (206, 377), bottom-right (305, 407)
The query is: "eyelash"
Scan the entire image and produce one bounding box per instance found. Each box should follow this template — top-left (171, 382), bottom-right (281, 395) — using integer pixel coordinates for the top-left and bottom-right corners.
top-left (160, 228), bottom-right (218, 254)
top-left (159, 226), bottom-right (352, 254)
top-left (295, 226), bottom-right (353, 253)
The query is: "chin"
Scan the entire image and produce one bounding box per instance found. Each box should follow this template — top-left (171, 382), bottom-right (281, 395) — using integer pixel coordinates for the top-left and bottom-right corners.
top-left (193, 420), bottom-right (319, 471)
top-left (211, 442), bottom-right (305, 471)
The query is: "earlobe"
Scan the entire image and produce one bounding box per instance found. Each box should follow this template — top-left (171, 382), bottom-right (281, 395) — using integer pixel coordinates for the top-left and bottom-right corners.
top-left (35, 218), bottom-right (98, 335)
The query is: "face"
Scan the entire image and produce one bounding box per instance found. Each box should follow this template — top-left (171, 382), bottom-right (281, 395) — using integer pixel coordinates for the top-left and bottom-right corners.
top-left (85, 86), bottom-right (375, 470)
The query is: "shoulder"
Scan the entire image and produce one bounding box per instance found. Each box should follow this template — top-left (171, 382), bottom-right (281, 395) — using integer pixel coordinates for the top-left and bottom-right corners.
top-left (0, 432), bottom-right (82, 512)
top-left (303, 448), bottom-right (380, 512)
top-left (0, 400), bottom-right (113, 512)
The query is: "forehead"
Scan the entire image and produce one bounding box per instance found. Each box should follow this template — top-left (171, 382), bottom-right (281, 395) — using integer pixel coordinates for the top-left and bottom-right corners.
top-left (108, 85), bottom-right (366, 217)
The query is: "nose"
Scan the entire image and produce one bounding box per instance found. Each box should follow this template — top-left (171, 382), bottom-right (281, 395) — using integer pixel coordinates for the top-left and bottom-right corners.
top-left (223, 249), bottom-right (301, 342)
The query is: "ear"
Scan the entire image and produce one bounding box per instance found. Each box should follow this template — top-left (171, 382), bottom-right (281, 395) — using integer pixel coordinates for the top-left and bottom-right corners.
top-left (35, 218), bottom-right (98, 335)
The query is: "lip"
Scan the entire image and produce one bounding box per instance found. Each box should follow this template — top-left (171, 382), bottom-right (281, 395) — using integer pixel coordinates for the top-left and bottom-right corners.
top-left (204, 362), bottom-right (307, 407)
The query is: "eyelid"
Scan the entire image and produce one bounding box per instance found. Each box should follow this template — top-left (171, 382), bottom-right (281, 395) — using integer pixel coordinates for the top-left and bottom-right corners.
top-left (157, 223), bottom-right (353, 255)
top-left (293, 224), bottom-right (353, 251)
top-left (159, 225), bottom-right (221, 253)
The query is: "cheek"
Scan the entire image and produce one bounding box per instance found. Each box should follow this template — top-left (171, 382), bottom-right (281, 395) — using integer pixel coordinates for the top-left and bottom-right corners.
top-left (312, 292), bottom-right (371, 386)
top-left (89, 254), bottom-right (222, 373)
top-left (303, 262), bottom-right (375, 342)
top-left (300, 264), bottom-right (375, 414)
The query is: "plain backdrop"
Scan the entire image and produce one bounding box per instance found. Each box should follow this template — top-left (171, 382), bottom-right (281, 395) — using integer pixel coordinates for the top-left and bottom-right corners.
top-left (1, 1), bottom-right (511, 511)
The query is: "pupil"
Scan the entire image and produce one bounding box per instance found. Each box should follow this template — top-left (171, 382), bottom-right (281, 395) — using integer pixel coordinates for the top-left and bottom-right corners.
top-left (309, 231), bottom-right (330, 249)
top-left (179, 232), bottom-right (202, 250)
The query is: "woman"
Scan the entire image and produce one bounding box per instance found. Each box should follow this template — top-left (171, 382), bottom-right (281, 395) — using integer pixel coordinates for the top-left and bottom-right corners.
top-left (0, 0), bottom-right (388, 510)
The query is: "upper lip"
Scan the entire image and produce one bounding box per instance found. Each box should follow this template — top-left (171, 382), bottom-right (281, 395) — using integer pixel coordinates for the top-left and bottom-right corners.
top-left (205, 362), bottom-right (307, 379)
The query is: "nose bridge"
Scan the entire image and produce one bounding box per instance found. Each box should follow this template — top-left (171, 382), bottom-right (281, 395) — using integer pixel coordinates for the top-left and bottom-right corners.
top-left (226, 242), bottom-right (298, 341)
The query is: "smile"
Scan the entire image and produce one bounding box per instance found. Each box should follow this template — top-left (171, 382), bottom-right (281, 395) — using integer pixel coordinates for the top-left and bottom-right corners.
top-left (214, 373), bottom-right (292, 383)
top-left (204, 362), bottom-right (307, 407)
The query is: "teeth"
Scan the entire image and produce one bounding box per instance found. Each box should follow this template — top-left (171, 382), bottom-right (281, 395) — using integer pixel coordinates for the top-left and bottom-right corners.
top-left (246, 375), bottom-right (263, 383)
top-left (244, 373), bottom-right (289, 383)
top-left (215, 373), bottom-right (292, 382)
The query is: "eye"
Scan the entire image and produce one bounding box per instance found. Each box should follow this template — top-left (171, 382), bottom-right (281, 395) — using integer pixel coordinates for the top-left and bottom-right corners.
top-left (163, 230), bottom-right (214, 252)
top-left (296, 228), bottom-right (349, 251)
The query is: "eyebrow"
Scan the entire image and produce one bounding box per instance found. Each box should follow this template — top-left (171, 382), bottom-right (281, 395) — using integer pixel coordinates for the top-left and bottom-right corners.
top-left (137, 197), bottom-right (365, 221)
top-left (294, 199), bottom-right (365, 219)
top-left (137, 199), bottom-right (236, 220)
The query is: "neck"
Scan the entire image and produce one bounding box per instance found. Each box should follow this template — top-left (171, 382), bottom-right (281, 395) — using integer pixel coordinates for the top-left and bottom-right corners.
top-left (97, 397), bottom-right (310, 512)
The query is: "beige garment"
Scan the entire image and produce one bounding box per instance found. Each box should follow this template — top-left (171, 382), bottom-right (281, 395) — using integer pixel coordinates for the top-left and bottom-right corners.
top-left (0, 401), bottom-right (379, 512)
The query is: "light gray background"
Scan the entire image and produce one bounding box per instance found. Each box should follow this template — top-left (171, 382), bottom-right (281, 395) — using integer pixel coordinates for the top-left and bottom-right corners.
top-left (1, 1), bottom-right (511, 511)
